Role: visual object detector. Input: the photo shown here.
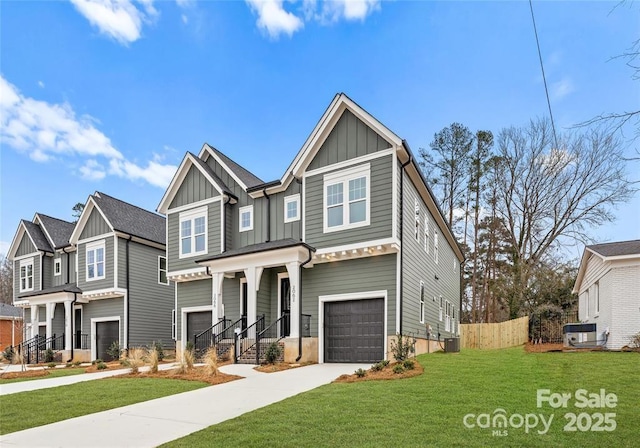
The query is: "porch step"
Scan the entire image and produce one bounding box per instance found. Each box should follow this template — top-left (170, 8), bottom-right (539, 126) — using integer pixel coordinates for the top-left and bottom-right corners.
top-left (236, 341), bottom-right (285, 364)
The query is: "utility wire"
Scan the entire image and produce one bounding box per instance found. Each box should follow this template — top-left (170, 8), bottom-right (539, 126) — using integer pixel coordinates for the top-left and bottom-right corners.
top-left (529, 0), bottom-right (559, 149)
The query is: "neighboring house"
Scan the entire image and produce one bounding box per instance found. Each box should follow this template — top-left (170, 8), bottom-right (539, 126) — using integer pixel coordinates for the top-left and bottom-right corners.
top-left (0, 303), bottom-right (23, 351)
top-left (573, 240), bottom-right (640, 350)
top-left (8, 192), bottom-right (173, 361)
top-left (158, 93), bottom-right (464, 363)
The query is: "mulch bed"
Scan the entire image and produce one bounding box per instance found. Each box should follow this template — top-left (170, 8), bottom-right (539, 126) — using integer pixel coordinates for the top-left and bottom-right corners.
top-left (116, 366), bottom-right (243, 385)
top-left (0, 369), bottom-right (50, 380)
top-left (254, 362), bottom-right (315, 373)
top-left (334, 360), bottom-right (424, 383)
top-left (525, 342), bottom-right (564, 353)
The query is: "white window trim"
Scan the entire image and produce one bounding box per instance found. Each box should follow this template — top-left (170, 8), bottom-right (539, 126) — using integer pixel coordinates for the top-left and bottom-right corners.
top-left (239, 205), bottom-right (254, 232)
top-left (178, 207), bottom-right (208, 259)
top-left (323, 163), bottom-right (371, 233)
top-left (419, 281), bottom-right (425, 324)
top-left (284, 194), bottom-right (300, 223)
top-left (54, 258), bottom-right (62, 276)
top-left (19, 258), bottom-right (34, 292)
top-left (86, 240), bottom-right (106, 282)
top-left (158, 256), bottom-right (169, 285)
top-left (594, 282), bottom-right (599, 316)
top-left (414, 198), bottom-right (420, 242)
top-left (434, 232), bottom-right (439, 264)
top-left (424, 216), bottom-right (429, 254)
top-left (439, 296), bottom-right (443, 322)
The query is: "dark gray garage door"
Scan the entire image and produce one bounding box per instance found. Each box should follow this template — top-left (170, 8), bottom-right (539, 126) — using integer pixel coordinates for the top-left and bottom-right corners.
top-left (324, 298), bottom-right (384, 363)
top-left (96, 321), bottom-right (119, 361)
top-left (186, 311), bottom-right (212, 346)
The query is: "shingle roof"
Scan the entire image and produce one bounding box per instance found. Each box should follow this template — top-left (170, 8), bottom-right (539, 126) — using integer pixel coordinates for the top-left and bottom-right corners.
top-left (22, 220), bottom-right (53, 253)
top-left (0, 303), bottom-right (23, 318)
top-left (92, 192), bottom-right (166, 245)
top-left (17, 283), bottom-right (82, 299)
top-left (197, 239), bottom-right (314, 263)
top-left (588, 240), bottom-right (640, 257)
top-left (188, 153), bottom-right (236, 198)
top-left (37, 214), bottom-right (75, 249)
top-left (207, 146), bottom-right (264, 189)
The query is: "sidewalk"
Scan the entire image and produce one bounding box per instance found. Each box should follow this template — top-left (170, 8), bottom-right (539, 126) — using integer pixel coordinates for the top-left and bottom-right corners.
top-left (0, 363), bottom-right (367, 447)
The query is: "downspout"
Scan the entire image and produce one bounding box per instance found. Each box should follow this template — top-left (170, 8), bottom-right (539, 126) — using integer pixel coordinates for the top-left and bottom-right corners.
top-left (263, 188), bottom-right (271, 243)
top-left (296, 247), bottom-right (314, 362)
top-left (126, 236), bottom-right (132, 352)
top-left (293, 172), bottom-right (302, 241)
top-left (399, 155), bottom-right (412, 335)
top-left (62, 246), bottom-right (70, 284)
top-left (67, 292), bottom-right (78, 362)
top-left (222, 196), bottom-right (232, 252)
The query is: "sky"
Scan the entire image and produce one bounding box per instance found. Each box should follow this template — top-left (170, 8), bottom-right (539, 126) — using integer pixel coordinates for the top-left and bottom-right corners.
top-left (1, 0), bottom-right (639, 262)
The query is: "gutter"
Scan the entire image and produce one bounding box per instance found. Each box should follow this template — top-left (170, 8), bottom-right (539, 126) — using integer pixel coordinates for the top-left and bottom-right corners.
top-left (398, 154), bottom-right (412, 335)
top-left (263, 188), bottom-right (271, 243)
top-left (126, 236), bottom-right (132, 351)
top-left (62, 246), bottom-right (70, 284)
top-left (296, 247), bottom-right (314, 362)
top-left (293, 173), bottom-right (302, 241)
top-left (67, 292), bottom-right (78, 362)
top-left (222, 195), bottom-right (232, 252)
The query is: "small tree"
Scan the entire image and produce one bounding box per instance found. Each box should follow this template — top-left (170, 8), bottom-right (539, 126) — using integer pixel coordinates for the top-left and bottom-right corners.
top-left (390, 333), bottom-right (415, 362)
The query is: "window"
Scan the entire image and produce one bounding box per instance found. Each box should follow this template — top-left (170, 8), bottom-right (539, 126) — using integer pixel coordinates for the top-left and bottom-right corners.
top-left (158, 256), bottom-right (168, 285)
top-left (54, 258), bottom-right (61, 276)
top-left (439, 296), bottom-right (443, 321)
top-left (434, 232), bottom-right (439, 264)
top-left (284, 194), bottom-right (300, 223)
top-left (179, 208), bottom-right (207, 257)
top-left (424, 216), bottom-right (430, 253)
top-left (323, 164), bottom-right (370, 232)
top-left (445, 300), bottom-right (451, 332)
top-left (239, 205), bottom-right (254, 232)
top-left (594, 282), bottom-right (600, 315)
top-left (86, 241), bottom-right (105, 281)
top-left (419, 281), bottom-right (425, 323)
top-left (19, 258), bottom-right (34, 292)
top-left (414, 199), bottom-right (420, 241)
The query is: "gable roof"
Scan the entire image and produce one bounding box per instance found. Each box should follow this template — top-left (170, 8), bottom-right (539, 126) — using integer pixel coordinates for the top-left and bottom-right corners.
top-left (189, 154), bottom-right (235, 197)
top-left (587, 240), bottom-right (640, 258)
top-left (21, 220), bottom-right (53, 253)
top-left (35, 214), bottom-right (75, 249)
top-left (200, 144), bottom-right (264, 190)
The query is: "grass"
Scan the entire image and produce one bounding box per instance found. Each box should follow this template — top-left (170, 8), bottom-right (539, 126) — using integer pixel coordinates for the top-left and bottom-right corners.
top-left (0, 367), bottom-right (87, 384)
top-left (0, 377), bottom-right (208, 435)
top-left (164, 347), bottom-right (639, 447)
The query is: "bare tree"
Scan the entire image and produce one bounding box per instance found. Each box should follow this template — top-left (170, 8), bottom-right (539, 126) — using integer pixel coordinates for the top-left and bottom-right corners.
top-left (495, 118), bottom-right (635, 318)
top-left (0, 255), bottom-right (14, 305)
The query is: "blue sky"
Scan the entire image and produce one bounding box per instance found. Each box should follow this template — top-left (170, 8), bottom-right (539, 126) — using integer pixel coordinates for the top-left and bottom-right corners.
top-left (1, 0), bottom-right (638, 261)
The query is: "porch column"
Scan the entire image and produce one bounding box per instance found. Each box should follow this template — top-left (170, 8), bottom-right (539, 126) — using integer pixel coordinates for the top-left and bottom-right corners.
top-left (31, 305), bottom-right (39, 339)
top-left (286, 262), bottom-right (300, 338)
top-left (45, 302), bottom-right (56, 340)
top-left (243, 266), bottom-right (264, 333)
top-left (211, 272), bottom-right (224, 321)
top-left (64, 300), bottom-right (73, 351)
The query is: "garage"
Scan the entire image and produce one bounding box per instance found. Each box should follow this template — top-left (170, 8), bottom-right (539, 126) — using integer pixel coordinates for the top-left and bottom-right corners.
top-left (95, 321), bottom-right (119, 361)
top-left (186, 311), bottom-right (212, 346)
top-left (324, 298), bottom-right (384, 363)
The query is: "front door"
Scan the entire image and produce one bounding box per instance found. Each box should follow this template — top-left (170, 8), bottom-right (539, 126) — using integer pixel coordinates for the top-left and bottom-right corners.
top-left (280, 277), bottom-right (291, 337)
top-left (241, 281), bottom-right (248, 330)
top-left (74, 307), bottom-right (83, 349)
top-left (95, 321), bottom-right (119, 361)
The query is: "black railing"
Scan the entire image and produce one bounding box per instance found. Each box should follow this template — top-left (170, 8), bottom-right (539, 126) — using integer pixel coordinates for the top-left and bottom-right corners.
top-left (530, 310), bottom-right (579, 344)
top-left (17, 333), bottom-right (65, 364)
top-left (256, 314), bottom-right (287, 365)
top-left (194, 317), bottom-right (230, 358)
top-left (75, 332), bottom-right (89, 350)
top-left (234, 314), bottom-right (265, 363)
top-left (301, 314), bottom-right (311, 337)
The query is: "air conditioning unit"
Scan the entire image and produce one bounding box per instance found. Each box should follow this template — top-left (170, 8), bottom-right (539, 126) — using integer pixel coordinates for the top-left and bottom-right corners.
top-left (563, 323), bottom-right (597, 347)
top-left (444, 337), bottom-right (460, 353)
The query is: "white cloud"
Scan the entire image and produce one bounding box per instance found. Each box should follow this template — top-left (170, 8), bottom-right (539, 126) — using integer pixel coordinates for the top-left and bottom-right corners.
top-left (318, 0), bottom-right (380, 22)
top-left (0, 75), bottom-right (177, 188)
top-left (246, 0), bottom-right (304, 38)
top-left (181, 14), bottom-right (188, 24)
top-left (551, 77), bottom-right (575, 101)
top-left (38, 81), bottom-right (45, 88)
top-left (70, 0), bottom-right (158, 45)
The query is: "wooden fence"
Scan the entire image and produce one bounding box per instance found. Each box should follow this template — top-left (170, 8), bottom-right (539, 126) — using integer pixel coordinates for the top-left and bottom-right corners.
top-left (460, 316), bottom-right (529, 349)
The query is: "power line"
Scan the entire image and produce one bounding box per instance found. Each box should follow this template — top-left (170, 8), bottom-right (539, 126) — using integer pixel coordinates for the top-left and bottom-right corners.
top-left (529, 0), bottom-right (559, 149)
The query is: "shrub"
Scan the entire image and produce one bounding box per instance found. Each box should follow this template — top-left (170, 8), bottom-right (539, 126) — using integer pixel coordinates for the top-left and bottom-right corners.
top-left (44, 348), bottom-right (55, 363)
top-left (264, 342), bottom-right (281, 364)
top-left (92, 359), bottom-right (103, 365)
top-left (403, 359), bottom-right (415, 370)
top-left (106, 341), bottom-right (121, 361)
top-left (630, 332), bottom-right (640, 349)
top-left (96, 361), bottom-right (107, 370)
top-left (73, 361), bottom-right (82, 367)
top-left (185, 341), bottom-right (195, 354)
top-left (380, 359), bottom-right (390, 367)
top-left (390, 333), bottom-right (415, 362)
top-left (392, 364), bottom-right (405, 374)
top-left (183, 347), bottom-right (195, 370)
top-left (152, 341), bottom-right (164, 361)
top-left (204, 347), bottom-right (218, 376)
top-left (148, 347), bottom-right (159, 374)
top-left (355, 368), bottom-right (366, 378)
top-left (371, 363), bottom-right (383, 372)
top-left (13, 349), bottom-right (24, 366)
top-left (66, 362), bottom-right (72, 368)
top-left (125, 347), bottom-right (147, 374)
top-left (47, 362), bottom-right (56, 368)
top-left (2, 346), bottom-right (14, 363)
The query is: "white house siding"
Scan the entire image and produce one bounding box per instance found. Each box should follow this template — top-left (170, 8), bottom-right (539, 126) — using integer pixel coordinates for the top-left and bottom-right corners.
top-left (609, 265), bottom-right (640, 349)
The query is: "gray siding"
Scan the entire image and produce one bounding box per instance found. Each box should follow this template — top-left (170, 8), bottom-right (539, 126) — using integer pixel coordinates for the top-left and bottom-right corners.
top-left (169, 165), bottom-right (217, 209)
top-left (268, 182), bottom-right (303, 242)
top-left (77, 237), bottom-right (114, 292)
top-left (301, 254), bottom-right (397, 337)
top-left (14, 255), bottom-right (41, 300)
top-left (42, 256), bottom-right (53, 290)
top-left (52, 303), bottom-right (65, 337)
top-left (305, 155), bottom-right (393, 248)
top-left (257, 269), bottom-right (272, 323)
top-left (127, 241), bottom-right (174, 348)
top-left (117, 238), bottom-right (127, 289)
top-left (401, 171), bottom-right (460, 338)
top-left (79, 209), bottom-right (111, 240)
top-left (16, 234), bottom-right (36, 256)
top-left (307, 109), bottom-right (392, 171)
top-left (176, 280), bottom-right (211, 339)
top-left (83, 298), bottom-right (124, 354)
top-left (167, 201), bottom-right (221, 272)
top-left (223, 276), bottom-right (241, 321)
top-left (52, 252), bottom-right (76, 287)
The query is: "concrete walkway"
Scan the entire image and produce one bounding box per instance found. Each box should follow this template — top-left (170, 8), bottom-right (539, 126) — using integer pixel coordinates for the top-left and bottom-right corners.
top-left (0, 363), bottom-right (368, 447)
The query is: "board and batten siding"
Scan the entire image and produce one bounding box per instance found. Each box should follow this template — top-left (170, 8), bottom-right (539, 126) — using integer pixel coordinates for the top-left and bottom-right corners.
top-left (169, 165), bottom-right (218, 209)
top-left (176, 280), bottom-right (212, 339)
top-left (167, 201), bottom-right (221, 272)
top-left (401, 171), bottom-right (460, 338)
top-left (15, 233), bottom-right (36, 256)
top-left (307, 109), bottom-right (392, 171)
top-left (52, 303), bottom-right (65, 337)
top-left (222, 277), bottom-right (241, 321)
top-left (268, 182), bottom-right (303, 242)
top-left (77, 237), bottom-right (115, 291)
top-left (83, 297), bottom-right (124, 352)
top-left (127, 241), bottom-right (174, 348)
top-left (305, 155), bottom-right (393, 248)
top-left (301, 254), bottom-right (397, 337)
top-left (53, 251), bottom-right (76, 287)
top-left (42, 256), bottom-right (53, 290)
top-left (257, 270), bottom-right (272, 323)
top-left (79, 209), bottom-right (111, 240)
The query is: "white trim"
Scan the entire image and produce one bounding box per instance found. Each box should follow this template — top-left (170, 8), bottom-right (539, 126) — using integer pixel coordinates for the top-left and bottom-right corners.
top-left (113, 234), bottom-right (118, 289)
top-left (54, 258), bottom-right (62, 276)
top-left (13, 251), bottom-right (41, 261)
top-left (392, 155), bottom-right (398, 241)
top-left (303, 148), bottom-right (394, 179)
top-left (158, 255), bottom-right (169, 285)
top-left (180, 305), bottom-right (213, 351)
top-left (168, 266), bottom-right (209, 277)
top-left (173, 282), bottom-right (178, 340)
top-left (73, 304), bottom-right (83, 337)
top-left (323, 163), bottom-right (371, 233)
top-left (166, 196), bottom-right (222, 214)
top-left (19, 257), bottom-right (35, 292)
top-left (7, 222), bottom-right (38, 260)
top-left (277, 272), bottom-right (290, 337)
top-left (318, 290), bottom-right (388, 364)
top-left (284, 194), bottom-right (301, 223)
top-left (302, 176), bottom-right (306, 241)
top-left (396, 247), bottom-right (401, 333)
top-left (91, 316), bottom-right (121, 361)
top-left (82, 287), bottom-right (127, 300)
top-left (239, 277), bottom-right (247, 316)
top-left (33, 214), bottom-right (55, 249)
top-left (124, 292), bottom-right (128, 348)
top-left (85, 240), bottom-right (106, 282)
top-left (178, 206), bottom-right (208, 259)
top-left (419, 281), bottom-right (425, 324)
top-left (239, 205), bottom-right (254, 232)
top-left (220, 197), bottom-right (225, 255)
top-left (77, 232), bottom-right (114, 245)
top-left (434, 232), bottom-right (439, 264)
top-left (69, 198), bottom-right (115, 245)
top-left (200, 144), bottom-right (249, 191)
top-left (314, 237), bottom-right (400, 256)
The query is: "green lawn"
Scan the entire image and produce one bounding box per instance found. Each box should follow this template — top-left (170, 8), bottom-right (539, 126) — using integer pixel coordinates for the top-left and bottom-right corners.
top-left (0, 377), bottom-right (208, 435)
top-left (0, 367), bottom-right (86, 384)
top-left (164, 348), bottom-right (639, 447)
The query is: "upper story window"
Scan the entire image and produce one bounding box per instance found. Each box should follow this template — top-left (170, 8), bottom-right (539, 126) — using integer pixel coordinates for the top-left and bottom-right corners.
top-left (594, 281), bottom-right (599, 315)
top-left (86, 240), bottom-right (105, 281)
top-left (424, 216), bottom-right (430, 254)
top-left (434, 232), bottom-right (439, 264)
top-left (284, 194), bottom-right (300, 223)
top-left (414, 199), bottom-right (420, 241)
top-left (323, 164), bottom-right (370, 233)
top-left (420, 281), bottom-right (425, 323)
top-left (158, 256), bottom-right (168, 285)
top-left (239, 205), bottom-right (254, 232)
top-left (20, 258), bottom-right (34, 292)
top-left (179, 207), bottom-right (207, 258)
top-left (54, 258), bottom-right (61, 276)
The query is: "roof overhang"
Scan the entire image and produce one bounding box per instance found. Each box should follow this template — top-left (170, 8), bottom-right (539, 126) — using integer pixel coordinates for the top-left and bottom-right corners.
top-left (7, 221), bottom-right (38, 260)
top-left (69, 195), bottom-right (115, 244)
top-left (572, 247), bottom-right (640, 294)
top-left (82, 288), bottom-right (127, 301)
top-left (15, 291), bottom-right (86, 305)
top-left (199, 144), bottom-right (250, 191)
top-left (197, 244), bottom-right (315, 274)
